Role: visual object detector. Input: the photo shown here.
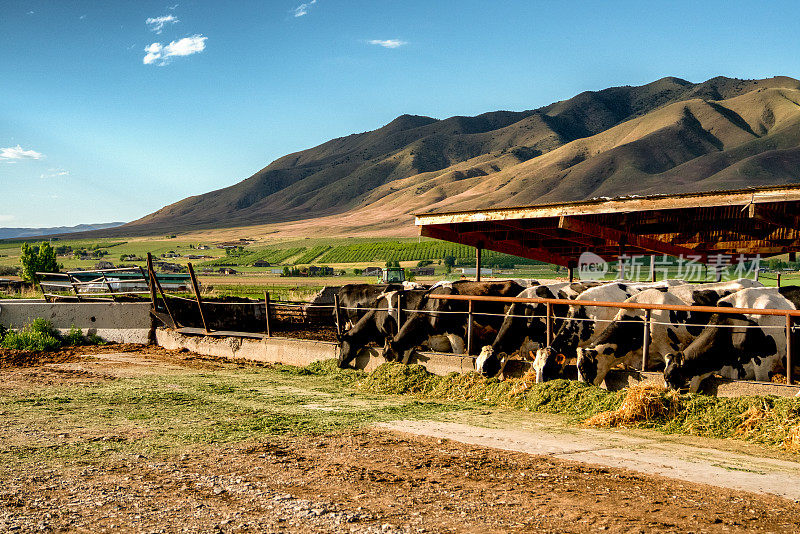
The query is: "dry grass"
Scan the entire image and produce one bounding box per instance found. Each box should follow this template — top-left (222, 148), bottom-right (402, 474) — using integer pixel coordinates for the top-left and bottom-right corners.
top-left (585, 383), bottom-right (681, 428)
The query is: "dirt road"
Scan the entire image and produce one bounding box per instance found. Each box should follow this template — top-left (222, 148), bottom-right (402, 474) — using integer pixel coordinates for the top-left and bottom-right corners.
top-left (1, 347), bottom-right (799, 533)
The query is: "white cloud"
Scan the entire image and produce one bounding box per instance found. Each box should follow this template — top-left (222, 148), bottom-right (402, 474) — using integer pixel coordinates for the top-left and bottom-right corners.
top-left (293, 0), bottom-right (316, 17)
top-left (0, 145), bottom-right (44, 160)
top-left (143, 34), bottom-right (207, 66)
top-left (79, 14), bottom-right (87, 20)
top-left (40, 169), bottom-right (69, 179)
top-left (167, 4), bottom-right (179, 10)
top-left (146, 14), bottom-right (179, 34)
top-left (368, 39), bottom-right (407, 49)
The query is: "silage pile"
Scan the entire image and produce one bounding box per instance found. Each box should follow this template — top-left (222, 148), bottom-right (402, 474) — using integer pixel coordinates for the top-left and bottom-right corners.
top-left (353, 361), bottom-right (800, 453)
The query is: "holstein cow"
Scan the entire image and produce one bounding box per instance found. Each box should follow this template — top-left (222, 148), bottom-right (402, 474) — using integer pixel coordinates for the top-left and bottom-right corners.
top-left (475, 281), bottom-right (600, 377)
top-left (337, 289), bottom-right (429, 368)
top-left (384, 280), bottom-right (525, 365)
top-left (663, 287), bottom-right (797, 392)
top-left (532, 280), bottom-right (685, 382)
top-left (337, 284), bottom-right (405, 329)
top-left (576, 279), bottom-right (763, 386)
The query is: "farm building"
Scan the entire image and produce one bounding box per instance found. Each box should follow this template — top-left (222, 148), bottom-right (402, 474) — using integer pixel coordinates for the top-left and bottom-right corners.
top-left (363, 267), bottom-right (382, 276)
top-left (410, 266), bottom-right (435, 276)
top-left (415, 185), bottom-right (800, 279)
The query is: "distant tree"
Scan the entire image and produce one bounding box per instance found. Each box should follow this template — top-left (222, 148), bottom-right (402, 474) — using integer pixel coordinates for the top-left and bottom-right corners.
top-left (282, 266), bottom-right (290, 277)
top-left (353, 268), bottom-right (363, 275)
top-left (20, 242), bottom-right (59, 283)
top-left (416, 260), bottom-right (433, 267)
top-left (443, 255), bottom-right (456, 273)
top-left (404, 269), bottom-right (416, 282)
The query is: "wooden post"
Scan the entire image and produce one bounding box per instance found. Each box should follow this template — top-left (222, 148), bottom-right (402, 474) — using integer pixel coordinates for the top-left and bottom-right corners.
top-left (66, 273), bottom-right (82, 302)
top-left (649, 255), bottom-right (656, 282)
top-left (187, 263), bottom-right (209, 333)
top-left (101, 272), bottom-right (116, 301)
top-left (618, 243), bottom-right (625, 280)
top-left (568, 266), bottom-right (574, 282)
top-left (142, 263), bottom-right (157, 310)
top-left (641, 309), bottom-right (651, 372)
top-left (466, 299), bottom-right (474, 355)
top-left (545, 302), bottom-right (553, 346)
top-left (787, 314), bottom-right (794, 386)
top-left (147, 253), bottom-right (178, 328)
top-left (333, 294), bottom-right (343, 337)
top-left (475, 246), bottom-right (482, 282)
top-left (264, 291), bottom-right (272, 337)
top-left (778, 272), bottom-right (782, 288)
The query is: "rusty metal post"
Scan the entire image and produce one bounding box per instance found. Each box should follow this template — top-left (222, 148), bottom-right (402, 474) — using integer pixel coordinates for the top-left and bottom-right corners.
top-left (475, 246), bottom-right (482, 282)
top-left (264, 291), bottom-right (271, 337)
top-left (641, 309), bottom-right (651, 372)
top-left (466, 299), bottom-right (474, 355)
top-left (142, 263), bottom-right (157, 310)
top-left (787, 314), bottom-right (794, 385)
top-left (187, 263), bottom-right (209, 333)
top-left (396, 291), bottom-right (404, 334)
top-left (333, 294), bottom-right (342, 336)
top-left (546, 302), bottom-right (553, 346)
top-left (146, 254), bottom-right (178, 328)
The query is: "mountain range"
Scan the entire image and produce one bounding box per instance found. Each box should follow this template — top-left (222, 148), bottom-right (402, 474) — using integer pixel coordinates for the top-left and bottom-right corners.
top-left (107, 75), bottom-right (800, 237)
top-left (0, 222), bottom-right (125, 240)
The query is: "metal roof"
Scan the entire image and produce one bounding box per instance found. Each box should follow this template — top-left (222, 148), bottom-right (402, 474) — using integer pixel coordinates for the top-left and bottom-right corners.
top-left (415, 185), bottom-right (800, 266)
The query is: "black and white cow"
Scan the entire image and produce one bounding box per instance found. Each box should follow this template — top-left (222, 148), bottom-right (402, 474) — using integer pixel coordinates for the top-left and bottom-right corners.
top-left (475, 281), bottom-right (600, 377)
top-left (575, 279), bottom-right (764, 386)
top-left (384, 280), bottom-right (525, 364)
top-left (532, 280), bottom-right (686, 382)
top-left (337, 284), bottom-right (406, 329)
top-left (663, 287), bottom-right (796, 392)
top-left (337, 289), bottom-right (429, 368)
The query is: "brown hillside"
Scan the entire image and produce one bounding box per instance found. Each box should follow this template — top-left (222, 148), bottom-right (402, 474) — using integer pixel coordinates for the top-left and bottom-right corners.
top-left (107, 76), bottom-right (800, 238)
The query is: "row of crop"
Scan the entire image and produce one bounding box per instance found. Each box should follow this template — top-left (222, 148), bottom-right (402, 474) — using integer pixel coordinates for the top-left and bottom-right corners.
top-left (294, 245), bottom-right (332, 265)
top-left (315, 241), bottom-right (546, 266)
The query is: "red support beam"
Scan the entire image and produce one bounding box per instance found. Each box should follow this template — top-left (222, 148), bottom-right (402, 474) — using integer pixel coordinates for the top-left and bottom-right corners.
top-left (558, 216), bottom-right (709, 263)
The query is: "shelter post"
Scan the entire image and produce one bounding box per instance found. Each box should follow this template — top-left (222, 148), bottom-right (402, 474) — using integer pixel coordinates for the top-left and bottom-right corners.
top-left (568, 265), bottom-right (574, 282)
top-left (475, 244), bottom-right (482, 282)
top-left (641, 309), bottom-right (651, 371)
top-left (649, 255), bottom-right (656, 282)
top-left (787, 314), bottom-right (794, 385)
top-left (466, 299), bottom-right (474, 355)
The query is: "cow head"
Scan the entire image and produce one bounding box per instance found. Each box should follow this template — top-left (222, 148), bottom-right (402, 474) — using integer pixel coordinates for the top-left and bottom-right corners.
top-left (532, 347), bottom-right (567, 383)
top-left (337, 333), bottom-right (357, 369)
top-left (663, 352), bottom-right (687, 390)
top-left (576, 345), bottom-right (617, 387)
top-left (383, 338), bottom-right (401, 362)
top-left (475, 345), bottom-right (502, 377)
top-left (575, 347), bottom-right (598, 384)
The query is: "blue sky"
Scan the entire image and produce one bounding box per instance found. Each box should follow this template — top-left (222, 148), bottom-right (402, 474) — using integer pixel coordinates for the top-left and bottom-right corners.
top-left (1, 0), bottom-right (798, 227)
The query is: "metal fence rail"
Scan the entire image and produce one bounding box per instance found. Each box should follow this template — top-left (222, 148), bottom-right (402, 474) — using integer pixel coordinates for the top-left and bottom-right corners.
top-left (428, 293), bottom-right (798, 385)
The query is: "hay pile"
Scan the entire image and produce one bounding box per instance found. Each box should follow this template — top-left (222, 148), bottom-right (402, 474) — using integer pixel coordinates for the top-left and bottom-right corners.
top-left (585, 383), bottom-right (681, 428)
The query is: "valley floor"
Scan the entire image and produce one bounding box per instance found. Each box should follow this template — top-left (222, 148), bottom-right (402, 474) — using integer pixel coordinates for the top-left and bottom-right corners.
top-left (1, 348), bottom-right (799, 533)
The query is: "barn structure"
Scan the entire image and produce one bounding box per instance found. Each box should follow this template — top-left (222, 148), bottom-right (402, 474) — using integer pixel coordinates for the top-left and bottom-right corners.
top-left (415, 185), bottom-right (800, 280)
